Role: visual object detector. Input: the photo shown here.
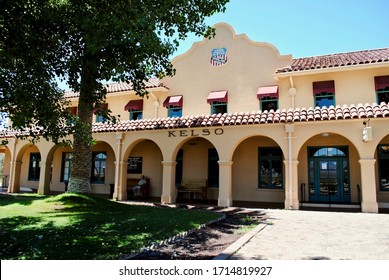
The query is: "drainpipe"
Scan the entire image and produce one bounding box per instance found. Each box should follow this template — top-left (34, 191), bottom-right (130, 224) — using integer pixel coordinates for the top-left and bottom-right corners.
top-left (285, 124), bottom-right (294, 209)
top-left (114, 132), bottom-right (123, 200)
top-left (150, 92), bottom-right (160, 118)
top-left (288, 76), bottom-right (297, 109)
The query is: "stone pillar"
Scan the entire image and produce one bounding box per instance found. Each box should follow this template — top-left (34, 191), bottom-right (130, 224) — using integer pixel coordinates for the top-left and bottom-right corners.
top-left (359, 159), bottom-right (379, 213)
top-left (116, 161), bottom-right (128, 201)
top-left (284, 160), bottom-right (300, 210)
top-left (161, 161), bottom-right (176, 204)
top-left (38, 161), bottom-right (52, 195)
top-left (8, 161), bottom-right (22, 193)
top-left (218, 160), bottom-right (233, 207)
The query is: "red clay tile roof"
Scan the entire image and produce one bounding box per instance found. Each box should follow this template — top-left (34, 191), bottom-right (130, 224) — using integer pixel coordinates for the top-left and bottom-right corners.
top-left (64, 77), bottom-right (166, 98)
top-left (276, 48), bottom-right (389, 74)
top-left (2, 102), bottom-right (388, 138)
top-left (90, 102), bottom-right (389, 133)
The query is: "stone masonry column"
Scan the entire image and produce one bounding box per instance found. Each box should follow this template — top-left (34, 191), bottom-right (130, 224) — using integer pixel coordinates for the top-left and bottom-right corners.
top-left (38, 161), bottom-right (51, 195)
top-left (218, 160), bottom-right (233, 207)
top-left (161, 161), bottom-right (176, 204)
top-left (284, 160), bottom-right (300, 210)
top-left (359, 159), bottom-right (379, 213)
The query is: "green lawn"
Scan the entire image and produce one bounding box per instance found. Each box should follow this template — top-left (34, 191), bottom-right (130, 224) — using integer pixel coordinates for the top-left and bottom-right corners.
top-left (0, 193), bottom-right (221, 260)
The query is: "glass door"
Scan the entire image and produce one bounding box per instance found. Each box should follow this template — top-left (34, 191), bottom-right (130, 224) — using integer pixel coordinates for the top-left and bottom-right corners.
top-left (317, 159), bottom-right (341, 202)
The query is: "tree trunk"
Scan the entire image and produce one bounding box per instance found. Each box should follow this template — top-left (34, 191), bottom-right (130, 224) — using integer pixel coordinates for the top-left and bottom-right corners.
top-left (67, 56), bottom-right (97, 193)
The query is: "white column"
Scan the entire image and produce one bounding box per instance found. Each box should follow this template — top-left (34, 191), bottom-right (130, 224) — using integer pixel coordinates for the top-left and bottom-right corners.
top-left (8, 161), bottom-right (22, 193)
top-left (218, 160), bottom-right (233, 207)
top-left (116, 161), bottom-right (128, 201)
top-left (113, 133), bottom-right (123, 200)
top-left (161, 161), bottom-right (176, 204)
top-left (359, 159), bottom-right (379, 213)
top-left (38, 161), bottom-right (51, 195)
top-left (284, 160), bottom-right (299, 210)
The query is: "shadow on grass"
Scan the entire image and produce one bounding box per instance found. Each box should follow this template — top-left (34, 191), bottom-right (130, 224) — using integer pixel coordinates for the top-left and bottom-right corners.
top-left (0, 193), bottom-right (221, 260)
top-left (0, 193), bottom-right (46, 207)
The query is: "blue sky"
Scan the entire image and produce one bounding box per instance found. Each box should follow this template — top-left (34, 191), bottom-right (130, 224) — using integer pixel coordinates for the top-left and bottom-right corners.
top-left (58, 0), bottom-right (389, 90)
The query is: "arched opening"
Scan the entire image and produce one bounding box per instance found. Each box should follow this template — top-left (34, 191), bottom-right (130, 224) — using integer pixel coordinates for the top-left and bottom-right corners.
top-left (298, 133), bottom-right (361, 206)
top-left (376, 135), bottom-right (389, 210)
top-left (231, 136), bottom-right (285, 208)
top-left (123, 139), bottom-right (163, 200)
top-left (174, 137), bottom-right (219, 203)
top-left (90, 141), bottom-right (115, 195)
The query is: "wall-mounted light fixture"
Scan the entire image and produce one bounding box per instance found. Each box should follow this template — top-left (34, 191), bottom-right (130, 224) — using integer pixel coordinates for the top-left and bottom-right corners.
top-left (362, 119), bottom-right (373, 142)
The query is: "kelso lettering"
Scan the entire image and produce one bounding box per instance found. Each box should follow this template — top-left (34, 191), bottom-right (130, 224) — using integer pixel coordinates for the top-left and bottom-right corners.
top-left (168, 128), bottom-right (224, 137)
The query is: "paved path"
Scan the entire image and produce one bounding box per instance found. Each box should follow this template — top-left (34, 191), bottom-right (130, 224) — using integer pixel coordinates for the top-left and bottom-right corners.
top-left (227, 209), bottom-right (389, 260)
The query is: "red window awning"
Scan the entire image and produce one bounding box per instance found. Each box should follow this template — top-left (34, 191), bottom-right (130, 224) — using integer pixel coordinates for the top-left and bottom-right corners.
top-left (124, 99), bottom-right (143, 111)
top-left (93, 103), bottom-right (108, 114)
top-left (313, 80), bottom-right (335, 95)
top-left (257, 86), bottom-right (278, 99)
top-left (163, 95), bottom-right (183, 107)
top-left (375, 76), bottom-right (389, 91)
top-left (207, 90), bottom-right (228, 103)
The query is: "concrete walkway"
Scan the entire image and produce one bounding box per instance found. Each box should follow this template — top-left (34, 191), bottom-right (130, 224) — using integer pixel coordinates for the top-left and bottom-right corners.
top-left (220, 209), bottom-right (389, 260)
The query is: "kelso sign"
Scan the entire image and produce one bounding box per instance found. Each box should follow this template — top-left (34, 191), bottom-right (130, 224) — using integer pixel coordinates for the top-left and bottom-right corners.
top-left (168, 128), bottom-right (224, 137)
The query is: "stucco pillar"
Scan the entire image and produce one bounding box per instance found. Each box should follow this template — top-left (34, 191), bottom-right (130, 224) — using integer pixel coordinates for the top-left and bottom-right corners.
top-left (116, 161), bottom-right (128, 201)
top-left (113, 133), bottom-right (124, 200)
top-left (359, 159), bottom-right (379, 213)
top-left (8, 161), bottom-right (22, 193)
top-left (218, 160), bottom-right (233, 207)
top-left (161, 161), bottom-right (176, 204)
top-left (284, 160), bottom-right (300, 210)
top-left (38, 161), bottom-right (51, 195)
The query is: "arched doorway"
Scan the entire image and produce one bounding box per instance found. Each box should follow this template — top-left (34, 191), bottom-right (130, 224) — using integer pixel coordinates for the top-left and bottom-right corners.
top-left (308, 146), bottom-right (350, 203)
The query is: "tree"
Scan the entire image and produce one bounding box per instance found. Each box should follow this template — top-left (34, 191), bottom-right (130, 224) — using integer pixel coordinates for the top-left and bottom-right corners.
top-left (0, 0), bottom-right (229, 193)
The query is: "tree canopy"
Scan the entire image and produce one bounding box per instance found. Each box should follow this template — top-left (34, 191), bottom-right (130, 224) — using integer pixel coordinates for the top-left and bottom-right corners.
top-left (0, 0), bottom-right (229, 193)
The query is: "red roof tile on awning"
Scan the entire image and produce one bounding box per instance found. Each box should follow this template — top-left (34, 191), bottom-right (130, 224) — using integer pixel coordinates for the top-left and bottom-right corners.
top-left (257, 86), bottom-right (278, 99)
top-left (313, 80), bottom-right (335, 95)
top-left (163, 95), bottom-right (183, 107)
top-left (375, 76), bottom-right (389, 91)
top-left (124, 99), bottom-right (143, 111)
top-left (207, 90), bottom-right (228, 103)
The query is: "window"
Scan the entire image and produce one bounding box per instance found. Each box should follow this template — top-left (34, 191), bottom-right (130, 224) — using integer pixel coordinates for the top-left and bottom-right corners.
top-left (375, 76), bottom-right (389, 104)
top-left (28, 153), bottom-right (41, 181)
top-left (163, 95), bottom-right (183, 118)
top-left (129, 110), bottom-right (143, 120)
top-left (91, 152), bottom-right (106, 183)
top-left (61, 152), bottom-right (73, 182)
top-left (260, 96), bottom-right (278, 111)
top-left (258, 147), bottom-right (283, 189)
top-left (94, 103), bottom-right (108, 123)
top-left (257, 86), bottom-right (278, 111)
top-left (211, 101), bottom-right (227, 114)
top-left (313, 81), bottom-right (335, 107)
top-left (207, 91), bottom-right (228, 114)
top-left (378, 145), bottom-right (389, 191)
top-left (168, 106), bottom-right (182, 118)
top-left (124, 100), bottom-right (143, 120)
top-left (127, 157), bottom-right (142, 174)
top-left (175, 149), bottom-right (183, 186)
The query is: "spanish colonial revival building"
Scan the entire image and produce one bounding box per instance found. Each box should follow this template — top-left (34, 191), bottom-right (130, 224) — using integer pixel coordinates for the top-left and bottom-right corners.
top-left (1, 23), bottom-right (389, 213)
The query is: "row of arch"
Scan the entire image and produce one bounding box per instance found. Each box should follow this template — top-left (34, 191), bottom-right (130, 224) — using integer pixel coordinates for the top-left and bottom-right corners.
top-left (2, 121), bottom-right (389, 212)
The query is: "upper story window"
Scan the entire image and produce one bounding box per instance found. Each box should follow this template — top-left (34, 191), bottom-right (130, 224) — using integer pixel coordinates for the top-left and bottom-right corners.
top-left (124, 99), bottom-right (143, 120)
top-left (163, 95), bottom-right (183, 118)
top-left (207, 90), bottom-right (228, 114)
top-left (257, 86), bottom-right (278, 111)
top-left (375, 76), bottom-right (389, 104)
top-left (313, 80), bottom-right (335, 108)
top-left (94, 103), bottom-right (108, 123)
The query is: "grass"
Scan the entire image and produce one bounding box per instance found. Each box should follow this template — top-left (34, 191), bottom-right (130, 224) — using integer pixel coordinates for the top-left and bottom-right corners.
top-left (0, 193), bottom-right (221, 260)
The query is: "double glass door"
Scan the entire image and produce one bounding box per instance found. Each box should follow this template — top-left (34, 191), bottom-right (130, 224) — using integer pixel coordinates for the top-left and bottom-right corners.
top-left (309, 147), bottom-right (350, 203)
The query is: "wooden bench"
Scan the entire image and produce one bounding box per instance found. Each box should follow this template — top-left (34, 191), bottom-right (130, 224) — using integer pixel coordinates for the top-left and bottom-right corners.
top-left (127, 177), bottom-right (149, 198)
top-left (177, 179), bottom-right (207, 201)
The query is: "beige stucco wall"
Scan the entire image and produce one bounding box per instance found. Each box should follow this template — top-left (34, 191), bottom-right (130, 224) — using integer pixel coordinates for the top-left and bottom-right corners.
top-left (162, 23), bottom-right (292, 116)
